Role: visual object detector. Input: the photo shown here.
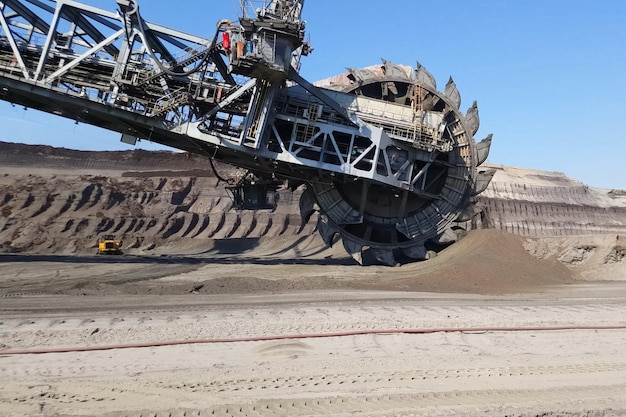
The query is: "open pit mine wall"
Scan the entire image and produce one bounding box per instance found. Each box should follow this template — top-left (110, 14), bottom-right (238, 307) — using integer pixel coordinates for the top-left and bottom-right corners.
top-left (0, 144), bottom-right (316, 254)
top-left (0, 143), bottom-right (625, 254)
top-left (471, 164), bottom-right (626, 237)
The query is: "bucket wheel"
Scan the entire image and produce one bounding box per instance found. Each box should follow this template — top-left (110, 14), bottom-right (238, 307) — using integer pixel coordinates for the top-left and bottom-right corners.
top-left (301, 60), bottom-right (495, 265)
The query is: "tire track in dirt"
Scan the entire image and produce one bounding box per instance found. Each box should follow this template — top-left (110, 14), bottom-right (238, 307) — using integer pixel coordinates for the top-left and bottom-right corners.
top-left (2, 302), bottom-right (626, 334)
top-left (4, 357), bottom-right (625, 415)
top-left (2, 289), bottom-right (626, 416)
top-left (14, 383), bottom-right (624, 417)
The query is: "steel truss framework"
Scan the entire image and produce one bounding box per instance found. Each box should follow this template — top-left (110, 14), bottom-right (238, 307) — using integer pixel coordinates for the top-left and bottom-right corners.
top-left (0, 0), bottom-right (494, 265)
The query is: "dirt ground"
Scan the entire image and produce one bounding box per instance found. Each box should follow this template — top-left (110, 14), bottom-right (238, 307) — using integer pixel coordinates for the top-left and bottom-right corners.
top-left (2, 229), bottom-right (626, 417)
top-left (1, 142), bottom-right (626, 416)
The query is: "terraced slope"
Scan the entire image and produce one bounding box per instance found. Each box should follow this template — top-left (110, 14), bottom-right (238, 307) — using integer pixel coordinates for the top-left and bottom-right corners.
top-left (0, 142), bottom-right (624, 263)
top-left (0, 142), bottom-right (316, 254)
top-left (476, 163), bottom-right (626, 236)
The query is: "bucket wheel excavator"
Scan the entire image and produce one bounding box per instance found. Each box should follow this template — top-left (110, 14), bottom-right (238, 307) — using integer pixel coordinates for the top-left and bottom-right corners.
top-left (0, 0), bottom-right (494, 265)
top-left (308, 64), bottom-right (494, 265)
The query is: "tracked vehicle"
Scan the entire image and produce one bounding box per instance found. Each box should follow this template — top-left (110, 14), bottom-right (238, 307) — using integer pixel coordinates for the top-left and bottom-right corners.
top-left (0, 0), bottom-right (493, 265)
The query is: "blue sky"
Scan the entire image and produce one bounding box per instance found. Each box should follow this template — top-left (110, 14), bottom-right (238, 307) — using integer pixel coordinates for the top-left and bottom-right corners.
top-left (1, 0), bottom-right (625, 188)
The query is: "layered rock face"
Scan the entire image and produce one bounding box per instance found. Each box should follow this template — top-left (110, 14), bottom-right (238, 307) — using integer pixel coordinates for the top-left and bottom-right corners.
top-left (473, 164), bottom-right (625, 280)
top-left (0, 142), bottom-right (624, 256)
top-left (0, 142), bottom-right (315, 254)
top-left (475, 163), bottom-right (626, 237)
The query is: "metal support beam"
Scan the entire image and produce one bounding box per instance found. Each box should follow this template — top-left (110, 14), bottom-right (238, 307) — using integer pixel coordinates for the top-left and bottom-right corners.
top-left (411, 158), bottom-right (434, 188)
top-left (211, 50), bottom-right (235, 85)
top-left (200, 77), bottom-right (256, 121)
top-left (45, 28), bottom-right (124, 84)
top-left (0, 4), bottom-right (30, 79)
top-left (288, 66), bottom-right (356, 126)
top-left (4, 0), bottom-right (50, 36)
top-left (22, 0), bottom-right (54, 14)
top-left (33, 2), bottom-right (61, 80)
top-left (358, 180), bottom-right (369, 217)
top-left (61, 6), bottom-right (119, 57)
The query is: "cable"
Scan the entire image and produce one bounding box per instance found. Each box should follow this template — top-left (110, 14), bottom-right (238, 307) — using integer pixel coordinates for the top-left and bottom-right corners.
top-left (209, 155), bottom-right (232, 183)
top-left (1, 325), bottom-right (625, 355)
top-left (132, 7), bottom-right (232, 78)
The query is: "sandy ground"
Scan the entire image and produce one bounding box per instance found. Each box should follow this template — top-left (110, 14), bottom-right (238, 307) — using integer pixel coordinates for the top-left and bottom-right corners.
top-left (1, 230), bottom-right (626, 417)
top-left (1, 143), bottom-right (626, 416)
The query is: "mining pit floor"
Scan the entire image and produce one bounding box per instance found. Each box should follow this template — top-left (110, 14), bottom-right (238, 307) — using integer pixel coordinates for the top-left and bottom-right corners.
top-left (1, 143), bottom-right (626, 416)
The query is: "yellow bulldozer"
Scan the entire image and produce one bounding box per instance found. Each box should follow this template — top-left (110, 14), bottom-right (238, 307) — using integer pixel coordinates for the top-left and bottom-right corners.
top-left (97, 235), bottom-right (123, 255)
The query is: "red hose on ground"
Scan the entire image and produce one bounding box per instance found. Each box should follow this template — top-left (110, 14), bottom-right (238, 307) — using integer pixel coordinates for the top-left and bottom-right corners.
top-left (1, 325), bottom-right (625, 356)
